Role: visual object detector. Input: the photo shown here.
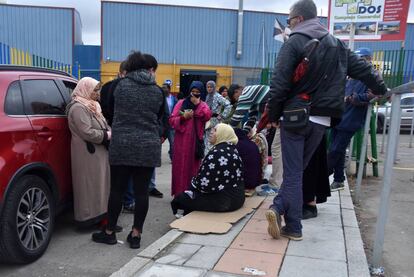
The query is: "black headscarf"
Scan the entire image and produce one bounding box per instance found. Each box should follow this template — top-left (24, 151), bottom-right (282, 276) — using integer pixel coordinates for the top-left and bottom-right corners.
top-left (181, 81), bottom-right (204, 111)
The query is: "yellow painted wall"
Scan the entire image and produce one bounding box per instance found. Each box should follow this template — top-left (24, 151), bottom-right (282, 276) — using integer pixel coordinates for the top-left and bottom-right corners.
top-left (101, 62), bottom-right (232, 93)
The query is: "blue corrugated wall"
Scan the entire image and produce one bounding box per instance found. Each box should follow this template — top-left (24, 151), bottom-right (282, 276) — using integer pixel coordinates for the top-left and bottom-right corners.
top-left (74, 45), bottom-right (101, 81)
top-left (102, 2), bottom-right (414, 68)
top-left (0, 4), bottom-right (74, 64)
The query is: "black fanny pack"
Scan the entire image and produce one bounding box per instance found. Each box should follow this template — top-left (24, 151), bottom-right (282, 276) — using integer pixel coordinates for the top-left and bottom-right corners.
top-left (283, 106), bottom-right (310, 130)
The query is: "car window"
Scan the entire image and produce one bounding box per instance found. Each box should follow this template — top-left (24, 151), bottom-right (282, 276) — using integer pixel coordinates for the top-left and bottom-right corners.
top-left (401, 97), bottom-right (414, 106)
top-left (21, 80), bottom-right (66, 115)
top-left (5, 81), bottom-right (24, 115)
top-left (60, 80), bottom-right (77, 103)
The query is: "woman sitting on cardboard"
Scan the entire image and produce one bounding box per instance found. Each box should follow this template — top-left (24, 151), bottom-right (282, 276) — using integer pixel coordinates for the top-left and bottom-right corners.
top-left (171, 123), bottom-right (245, 216)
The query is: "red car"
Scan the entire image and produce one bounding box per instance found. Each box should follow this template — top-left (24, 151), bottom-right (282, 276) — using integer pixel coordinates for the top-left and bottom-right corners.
top-left (0, 65), bottom-right (77, 263)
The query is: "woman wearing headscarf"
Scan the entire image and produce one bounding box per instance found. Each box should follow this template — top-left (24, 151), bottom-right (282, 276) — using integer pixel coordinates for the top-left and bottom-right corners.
top-left (171, 124), bottom-right (245, 215)
top-left (204, 80), bottom-right (232, 154)
top-left (66, 77), bottom-right (111, 227)
top-left (92, 51), bottom-right (164, 249)
top-left (234, 128), bottom-right (262, 190)
top-left (169, 81), bottom-right (212, 196)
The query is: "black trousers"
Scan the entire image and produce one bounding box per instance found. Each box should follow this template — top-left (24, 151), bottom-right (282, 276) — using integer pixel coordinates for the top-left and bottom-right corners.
top-left (107, 165), bottom-right (154, 232)
top-left (171, 187), bottom-right (245, 215)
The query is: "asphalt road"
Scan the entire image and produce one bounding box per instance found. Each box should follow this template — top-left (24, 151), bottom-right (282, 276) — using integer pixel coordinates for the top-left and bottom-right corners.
top-left (0, 144), bottom-right (176, 277)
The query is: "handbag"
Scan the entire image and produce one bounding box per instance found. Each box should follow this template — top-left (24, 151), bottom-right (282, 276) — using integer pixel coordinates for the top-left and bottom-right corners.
top-left (193, 118), bottom-right (205, 160)
top-left (282, 106), bottom-right (310, 131)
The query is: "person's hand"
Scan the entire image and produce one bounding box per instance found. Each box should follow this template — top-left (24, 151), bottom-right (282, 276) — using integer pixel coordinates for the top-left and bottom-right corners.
top-left (191, 95), bottom-right (201, 105)
top-left (270, 122), bottom-right (280, 128)
top-left (107, 130), bottom-right (112, 140)
top-left (183, 110), bottom-right (194, 120)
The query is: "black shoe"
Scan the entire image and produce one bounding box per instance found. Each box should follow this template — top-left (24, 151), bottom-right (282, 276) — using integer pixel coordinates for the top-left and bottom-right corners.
top-left (281, 226), bottom-right (303, 241)
top-left (127, 231), bottom-right (141, 249)
top-left (123, 203), bottom-right (135, 213)
top-left (330, 181), bottom-right (345, 192)
top-left (92, 230), bottom-right (117, 245)
top-left (262, 179), bottom-right (269, 184)
top-left (302, 204), bottom-right (318, 220)
top-left (149, 188), bottom-right (164, 198)
top-left (265, 208), bottom-right (282, 239)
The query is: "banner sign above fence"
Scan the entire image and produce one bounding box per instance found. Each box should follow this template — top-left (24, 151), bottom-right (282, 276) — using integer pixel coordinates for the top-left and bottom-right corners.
top-left (328, 0), bottom-right (411, 41)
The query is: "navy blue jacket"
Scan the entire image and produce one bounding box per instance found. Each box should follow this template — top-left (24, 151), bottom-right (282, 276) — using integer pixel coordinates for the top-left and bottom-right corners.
top-left (336, 79), bottom-right (372, 132)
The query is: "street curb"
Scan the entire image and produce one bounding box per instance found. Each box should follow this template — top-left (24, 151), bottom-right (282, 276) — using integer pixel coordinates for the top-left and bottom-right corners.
top-left (109, 229), bottom-right (184, 277)
top-left (340, 182), bottom-right (371, 277)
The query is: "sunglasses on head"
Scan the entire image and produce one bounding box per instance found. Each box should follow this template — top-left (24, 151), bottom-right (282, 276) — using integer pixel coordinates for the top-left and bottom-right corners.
top-left (286, 16), bottom-right (299, 25)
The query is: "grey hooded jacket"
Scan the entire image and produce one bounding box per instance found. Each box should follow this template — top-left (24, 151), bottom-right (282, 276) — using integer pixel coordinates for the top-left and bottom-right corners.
top-left (109, 70), bottom-right (164, 167)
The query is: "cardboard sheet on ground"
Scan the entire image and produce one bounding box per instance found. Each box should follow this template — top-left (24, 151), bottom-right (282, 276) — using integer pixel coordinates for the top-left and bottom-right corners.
top-left (170, 196), bottom-right (265, 234)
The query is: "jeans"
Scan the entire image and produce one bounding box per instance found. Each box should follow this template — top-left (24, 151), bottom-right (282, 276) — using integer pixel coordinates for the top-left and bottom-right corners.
top-left (123, 171), bottom-right (156, 206)
top-left (271, 122), bottom-right (326, 233)
top-left (167, 129), bottom-right (175, 161)
top-left (327, 128), bottom-right (355, 183)
top-left (107, 165), bottom-right (154, 232)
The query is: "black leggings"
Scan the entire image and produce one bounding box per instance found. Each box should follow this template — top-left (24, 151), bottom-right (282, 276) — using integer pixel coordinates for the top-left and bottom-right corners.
top-left (107, 165), bottom-right (154, 232)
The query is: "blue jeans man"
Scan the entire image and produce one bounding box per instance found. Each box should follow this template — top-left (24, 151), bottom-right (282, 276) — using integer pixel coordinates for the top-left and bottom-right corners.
top-left (267, 122), bottom-right (326, 240)
top-left (166, 128), bottom-right (175, 161)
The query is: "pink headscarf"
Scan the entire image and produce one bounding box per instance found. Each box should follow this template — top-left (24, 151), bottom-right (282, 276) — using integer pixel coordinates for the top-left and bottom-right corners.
top-left (71, 77), bottom-right (105, 120)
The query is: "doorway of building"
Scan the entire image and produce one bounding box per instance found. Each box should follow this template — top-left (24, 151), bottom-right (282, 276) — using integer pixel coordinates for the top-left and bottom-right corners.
top-left (179, 69), bottom-right (217, 99)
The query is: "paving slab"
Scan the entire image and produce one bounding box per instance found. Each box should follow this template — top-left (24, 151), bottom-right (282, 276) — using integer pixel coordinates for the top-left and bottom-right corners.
top-left (184, 246), bottom-right (226, 270)
top-left (279, 255), bottom-right (347, 277)
top-left (156, 243), bottom-right (202, 266)
top-left (230, 231), bottom-right (288, 254)
top-left (341, 208), bottom-right (359, 228)
top-left (344, 227), bottom-right (370, 277)
top-left (205, 271), bottom-right (247, 277)
top-left (287, 224), bottom-right (346, 262)
top-left (241, 218), bottom-right (268, 234)
top-left (138, 229), bottom-right (183, 259)
top-left (340, 195), bottom-right (355, 210)
top-left (214, 248), bottom-right (283, 277)
top-left (317, 202), bottom-right (341, 214)
top-left (303, 211), bottom-right (342, 227)
top-left (110, 257), bottom-right (151, 277)
top-left (326, 192), bottom-right (340, 205)
top-left (136, 263), bottom-right (206, 277)
top-left (179, 215), bottom-right (251, 247)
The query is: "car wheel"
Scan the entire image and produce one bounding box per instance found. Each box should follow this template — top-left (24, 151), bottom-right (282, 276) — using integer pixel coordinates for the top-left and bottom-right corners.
top-left (0, 175), bottom-right (55, 264)
top-left (377, 115), bottom-right (384, 134)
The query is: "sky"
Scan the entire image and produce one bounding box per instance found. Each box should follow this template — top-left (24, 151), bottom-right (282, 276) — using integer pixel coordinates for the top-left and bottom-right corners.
top-left (6, 0), bottom-right (414, 45)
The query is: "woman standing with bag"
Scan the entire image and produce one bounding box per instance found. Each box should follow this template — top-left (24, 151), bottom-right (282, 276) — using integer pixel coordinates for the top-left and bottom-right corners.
top-left (169, 81), bottom-right (211, 197)
top-left (66, 77), bottom-right (111, 227)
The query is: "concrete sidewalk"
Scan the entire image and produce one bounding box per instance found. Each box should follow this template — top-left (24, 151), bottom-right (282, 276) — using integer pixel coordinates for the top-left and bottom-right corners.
top-left (110, 180), bottom-right (369, 277)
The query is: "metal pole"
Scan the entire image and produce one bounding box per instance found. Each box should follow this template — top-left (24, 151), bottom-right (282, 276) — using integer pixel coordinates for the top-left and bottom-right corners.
top-left (410, 108), bottom-right (414, 148)
top-left (346, 137), bottom-right (354, 175)
top-left (372, 94), bottom-right (402, 268)
top-left (349, 23), bottom-right (356, 51)
top-left (236, 0), bottom-right (243, 59)
top-left (380, 105), bottom-right (389, 154)
top-left (375, 103), bottom-right (379, 129)
top-left (355, 104), bottom-right (373, 203)
top-left (393, 106), bottom-right (402, 163)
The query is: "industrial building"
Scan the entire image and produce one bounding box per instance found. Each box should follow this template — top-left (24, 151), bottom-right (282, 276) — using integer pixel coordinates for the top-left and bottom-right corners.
top-left (101, 1), bottom-right (414, 93)
top-left (0, 3), bottom-right (82, 67)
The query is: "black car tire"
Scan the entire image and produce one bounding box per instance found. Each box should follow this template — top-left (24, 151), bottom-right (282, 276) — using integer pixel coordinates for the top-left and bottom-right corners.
top-left (0, 175), bottom-right (55, 264)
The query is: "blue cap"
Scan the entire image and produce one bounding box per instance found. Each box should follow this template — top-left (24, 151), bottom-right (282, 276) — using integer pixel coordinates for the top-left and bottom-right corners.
top-left (355, 47), bottom-right (372, 57)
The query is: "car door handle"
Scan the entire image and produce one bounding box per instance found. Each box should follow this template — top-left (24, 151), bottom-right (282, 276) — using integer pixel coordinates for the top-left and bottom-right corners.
top-left (407, 110), bottom-right (413, 112)
top-left (38, 132), bottom-right (53, 137)
top-left (37, 127), bottom-right (52, 137)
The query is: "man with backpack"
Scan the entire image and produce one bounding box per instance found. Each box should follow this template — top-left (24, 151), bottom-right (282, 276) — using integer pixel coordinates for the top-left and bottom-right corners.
top-left (266, 0), bottom-right (387, 241)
